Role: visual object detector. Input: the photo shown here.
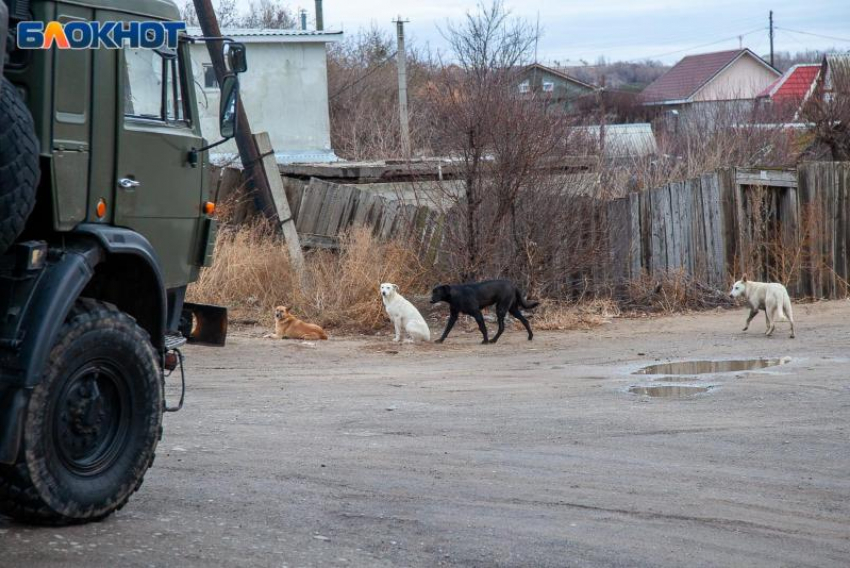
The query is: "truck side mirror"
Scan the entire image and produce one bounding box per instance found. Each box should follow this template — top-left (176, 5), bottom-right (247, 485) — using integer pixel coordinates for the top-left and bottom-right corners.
top-left (219, 74), bottom-right (238, 138)
top-left (225, 43), bottom-right (248, 74)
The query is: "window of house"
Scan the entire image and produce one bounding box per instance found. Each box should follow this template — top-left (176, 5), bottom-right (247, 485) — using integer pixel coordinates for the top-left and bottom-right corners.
top-left (123, 47), bottom-right (189, 123)
top-left (203, 63), bottom-right (219, 90)
top-left (518, 80), bottom-right (530, 94)
top-left (542, 81), bottom-right (554, 93)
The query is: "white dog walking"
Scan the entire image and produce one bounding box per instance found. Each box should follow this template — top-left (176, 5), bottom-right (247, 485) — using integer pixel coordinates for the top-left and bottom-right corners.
top-left (380, 283), bottom-right (431, 342)
top-left (729, 275), bottom-right (796, 338)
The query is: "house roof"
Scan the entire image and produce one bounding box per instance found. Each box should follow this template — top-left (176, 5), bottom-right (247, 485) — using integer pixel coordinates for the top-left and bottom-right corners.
top-left (186, 27), bottom-right (343, 44)
top-left (640, 48), bottom-right (777, 104)
top-left (525, 63), bottom-right (598, 90)
top-left (757, 64), bottom-right (820, 101)
top-left (576, 123), bottom-right (658, 158)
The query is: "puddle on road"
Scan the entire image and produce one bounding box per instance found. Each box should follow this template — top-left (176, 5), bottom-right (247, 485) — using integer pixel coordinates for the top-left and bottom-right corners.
top-left (634, 358), bottom-right (789, 376)
top-left (652, 376), bottom-right (701, 383)
top-left (629, 385), bottom-right (712, 398)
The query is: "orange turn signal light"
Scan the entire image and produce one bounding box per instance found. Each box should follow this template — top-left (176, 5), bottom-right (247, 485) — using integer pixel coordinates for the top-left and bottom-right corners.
top-left (96, 199), bottom-right (107, 219)
top-left (203, 201), bottom-right (216, 215)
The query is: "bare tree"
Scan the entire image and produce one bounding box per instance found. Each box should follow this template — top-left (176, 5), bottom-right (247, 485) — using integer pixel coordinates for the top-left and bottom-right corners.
top-left (214, 0), bottom-right (240, 28)
top-left (180, 0), bottom-right (198, 26)
top-left (800, 57), bottom-right (850, 161)
top-left (182, 0), bottom-right (295, 29)
top-left (242, 0), bottom-right (297, 29)
top-left (327, 25), bottom-right (435, 159)
top-left (419, 1), bottom-right (604, 293)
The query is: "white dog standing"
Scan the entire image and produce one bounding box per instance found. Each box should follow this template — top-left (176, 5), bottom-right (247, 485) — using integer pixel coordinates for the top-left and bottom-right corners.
top-left (729, 275), bottom-right (796, 338)
top-left (380, 283), bottom-right (431, 343)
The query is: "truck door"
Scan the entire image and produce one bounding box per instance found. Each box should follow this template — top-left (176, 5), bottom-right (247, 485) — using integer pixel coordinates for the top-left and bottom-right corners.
top-left (114, 39), bottom-right (205, 288)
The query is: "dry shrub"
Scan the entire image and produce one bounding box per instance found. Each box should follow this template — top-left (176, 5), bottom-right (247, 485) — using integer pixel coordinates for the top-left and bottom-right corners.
top-left (187, 223), bottom-right (432, 331)
top-left (299, 227), bottom-right (430, 330)
top-left (187, 220), bottom-right (295, 323)
top-left (622, 270), bottom-right (733, 314)
top-left (531, 299), bottom-right (619, 331)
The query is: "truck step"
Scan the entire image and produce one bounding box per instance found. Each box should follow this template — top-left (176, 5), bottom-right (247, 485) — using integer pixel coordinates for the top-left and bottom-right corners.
top-left (165, 333), bottom-right (187, 350)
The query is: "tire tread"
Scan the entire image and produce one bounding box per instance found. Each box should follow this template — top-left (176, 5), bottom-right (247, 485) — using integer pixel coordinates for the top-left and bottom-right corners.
top-left (0, 299), bottom-right (161, 525)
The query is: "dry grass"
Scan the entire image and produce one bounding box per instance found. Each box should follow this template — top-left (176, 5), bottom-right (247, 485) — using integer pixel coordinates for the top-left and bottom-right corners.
top-left (530, 299), bottom-right (619, 331)
top-left (188, 220), bottom-right (615, 335)
top-left (621, 270), bottom-right (734, 315)
top-left (299, 228), bottom-right (431, 330)
top-left (187, 223), bottom-right (433, 331)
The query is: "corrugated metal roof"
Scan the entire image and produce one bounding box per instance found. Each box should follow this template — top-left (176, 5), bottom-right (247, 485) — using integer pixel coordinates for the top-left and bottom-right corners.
top-left (641, 49), bottom-right (777, 104)
top-left (576, 123), bottom-right (658, 158)
top-left (757, 64), bottom-right (820, 101)
top-left (185, 27), bottom-right (343, 42)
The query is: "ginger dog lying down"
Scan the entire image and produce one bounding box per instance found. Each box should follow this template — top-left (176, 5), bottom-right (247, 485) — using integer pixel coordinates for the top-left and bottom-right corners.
top-left (266, 306), bottom-right (328, 340)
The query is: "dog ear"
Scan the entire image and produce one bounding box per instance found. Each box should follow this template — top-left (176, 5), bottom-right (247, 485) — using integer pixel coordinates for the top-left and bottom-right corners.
top-left (392, 284), bottom-right (399, 291)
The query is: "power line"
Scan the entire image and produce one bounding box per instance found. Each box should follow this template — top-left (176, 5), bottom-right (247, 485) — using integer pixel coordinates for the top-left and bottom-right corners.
top-left (625, 27), bottom-right (766, 62)
top-left (776, 27), bottom-right (850, 43)
top-left (548, 26), bottom-right (766, 65)
top-left (551, 16), bottom-right (768, 54)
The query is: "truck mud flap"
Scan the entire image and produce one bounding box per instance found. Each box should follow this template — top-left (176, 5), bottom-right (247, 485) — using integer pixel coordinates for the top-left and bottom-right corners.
top-left (181, 302), bottom-right (228, 347)
top-left (0, 386), bottom-right (29, 465)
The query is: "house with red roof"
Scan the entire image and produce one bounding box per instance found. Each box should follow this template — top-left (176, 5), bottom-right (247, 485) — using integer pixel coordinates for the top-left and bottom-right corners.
top-left (756, 64), bottom-right (821, 120)
top-left (640, 49), bottom-right (780, 113)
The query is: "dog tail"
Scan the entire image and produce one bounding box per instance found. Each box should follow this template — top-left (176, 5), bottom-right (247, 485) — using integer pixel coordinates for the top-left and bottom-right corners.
top-left (516, 289), bottom-right (539, 310)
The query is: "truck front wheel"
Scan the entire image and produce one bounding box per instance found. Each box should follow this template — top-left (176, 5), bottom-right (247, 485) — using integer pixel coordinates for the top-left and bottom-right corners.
top-left (0, 299), bottom-right (163, 524)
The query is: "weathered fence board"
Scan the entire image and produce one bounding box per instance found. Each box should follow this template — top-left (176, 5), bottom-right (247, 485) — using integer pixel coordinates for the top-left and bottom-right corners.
top-left (628, 193), bottom-right (641, 279)
top-left (649, 185), bottom-right (668, 272)
top-left (607, 198), bottom-right (631, 284)
top-left (602, 164), bottom-right (846, 298)
top-left (837, 163), bottom-right (849, 296)
top-left (704, 173), bottom-right (726, 287)
top-left (287, 178), bottom-right (443, 254)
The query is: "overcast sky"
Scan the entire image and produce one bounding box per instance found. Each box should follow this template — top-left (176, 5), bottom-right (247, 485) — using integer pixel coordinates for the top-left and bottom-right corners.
top-left (306, 0), bottom-right (850, 64)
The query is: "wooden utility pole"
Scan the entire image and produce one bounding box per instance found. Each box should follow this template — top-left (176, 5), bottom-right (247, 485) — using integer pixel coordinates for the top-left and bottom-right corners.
top-left (769, 10), bottom-right (775, 67)
top-left (254, 133), bottom-right (305, 280)
top-left (394, 16), bottom-right (411, 158)
top-left (192, 0), bottom-right (276, 220)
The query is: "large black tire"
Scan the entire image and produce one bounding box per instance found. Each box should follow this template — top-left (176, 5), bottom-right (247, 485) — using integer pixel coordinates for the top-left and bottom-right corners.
top-left (0, 75), bottom-right (40, 254)
top-left (0, 299), bottom-right (163, 525)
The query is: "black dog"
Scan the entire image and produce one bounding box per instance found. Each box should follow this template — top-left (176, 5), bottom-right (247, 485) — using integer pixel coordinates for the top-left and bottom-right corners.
top-left (430, 280), bottom-right (538, 344)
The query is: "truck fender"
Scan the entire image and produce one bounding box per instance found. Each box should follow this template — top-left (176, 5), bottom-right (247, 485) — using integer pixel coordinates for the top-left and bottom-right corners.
top-left (74, 224), bottom-right (167, 351)
top-left (0, 227), bottom-right (167, 464)
top-left (0, 247), bottom-right (97, 464)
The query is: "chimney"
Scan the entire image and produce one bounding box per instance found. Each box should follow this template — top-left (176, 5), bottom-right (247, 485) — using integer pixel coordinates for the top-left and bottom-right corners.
top-left (300, 9), bottom-right (307, 31)
top-left (314, 0), bottom-right (324, 31)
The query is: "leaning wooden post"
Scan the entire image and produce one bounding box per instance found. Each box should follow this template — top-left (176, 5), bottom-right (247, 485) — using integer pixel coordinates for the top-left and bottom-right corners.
top-left (253, 132), bottom-right (306, 281)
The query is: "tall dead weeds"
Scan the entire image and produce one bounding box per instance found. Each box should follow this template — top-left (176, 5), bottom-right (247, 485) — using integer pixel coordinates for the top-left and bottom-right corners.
top-left (187, 223), bottom-right (433, 331)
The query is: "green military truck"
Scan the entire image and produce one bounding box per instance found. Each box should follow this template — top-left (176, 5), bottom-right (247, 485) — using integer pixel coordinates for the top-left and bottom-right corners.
top-left (0, 0), bottom-right (238, 524)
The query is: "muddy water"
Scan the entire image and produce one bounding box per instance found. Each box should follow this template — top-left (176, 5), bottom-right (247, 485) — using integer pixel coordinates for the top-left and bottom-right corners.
top-left (634, 358), bottom-right (789, 376)
top-left (628, 385), bottom-right (712, 398)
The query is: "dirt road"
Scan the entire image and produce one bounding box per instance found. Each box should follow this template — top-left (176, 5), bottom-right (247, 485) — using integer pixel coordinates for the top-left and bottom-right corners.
top-left (2, 301), bottom-right (849, 567)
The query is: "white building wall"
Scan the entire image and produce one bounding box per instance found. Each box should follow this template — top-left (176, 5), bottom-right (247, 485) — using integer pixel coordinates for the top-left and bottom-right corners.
top-left (692, 55), bottom-right (780, 102)
top-left (189, 40), bottom-right (338, 163)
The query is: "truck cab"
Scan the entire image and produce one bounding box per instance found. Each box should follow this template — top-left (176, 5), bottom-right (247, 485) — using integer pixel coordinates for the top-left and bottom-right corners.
top-left (0, 0), bottom-right (236, 523)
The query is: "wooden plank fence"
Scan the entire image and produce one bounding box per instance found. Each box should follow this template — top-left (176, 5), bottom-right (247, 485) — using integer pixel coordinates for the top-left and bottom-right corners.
top-left (210, 161), bottom-right (850, 300)
top-left (607, 162), bottom-right (850, 299)
top-left (210, 166), bottom-right (445, 255)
